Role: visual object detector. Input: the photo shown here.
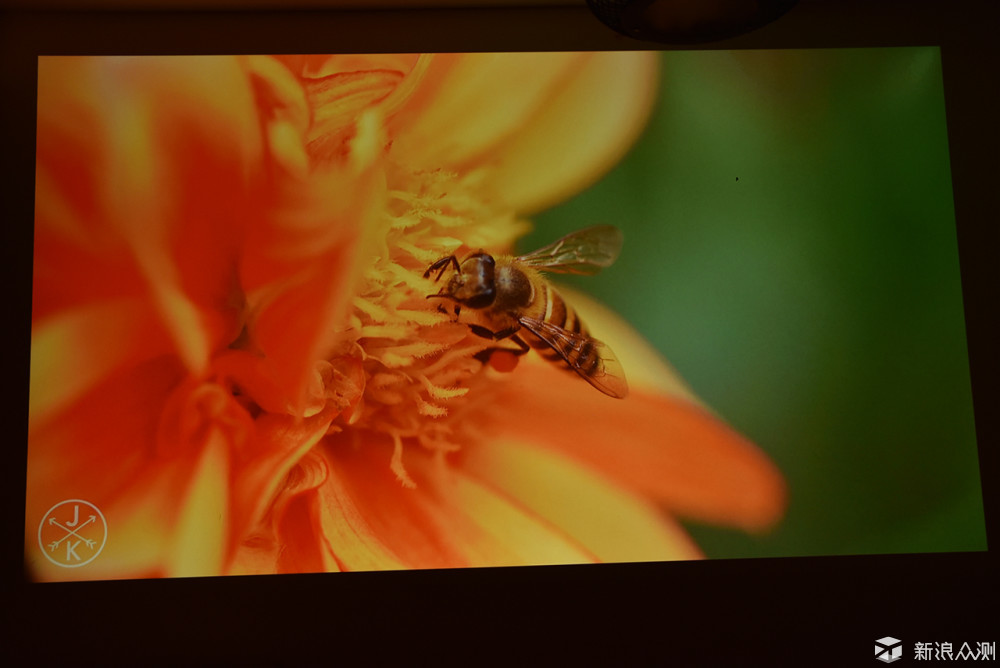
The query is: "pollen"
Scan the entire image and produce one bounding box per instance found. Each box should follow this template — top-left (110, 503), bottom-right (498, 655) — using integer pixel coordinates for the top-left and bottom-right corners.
top-left (325, 167), bottom-right (529, 485)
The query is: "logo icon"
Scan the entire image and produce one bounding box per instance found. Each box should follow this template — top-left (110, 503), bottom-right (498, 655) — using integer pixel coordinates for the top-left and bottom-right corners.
top-left (37, 499), bottom-right (108, 568)
top-left (876, 637), bottom-right (903, 663)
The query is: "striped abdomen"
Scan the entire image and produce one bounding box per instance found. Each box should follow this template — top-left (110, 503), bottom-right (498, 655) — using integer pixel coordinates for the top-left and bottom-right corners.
top-left (521, 281), bottom-right (604, 379)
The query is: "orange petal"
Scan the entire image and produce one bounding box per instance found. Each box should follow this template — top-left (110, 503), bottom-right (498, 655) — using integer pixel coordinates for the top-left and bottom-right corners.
top-left (28, 467), bottom-right (175, 582)
top-left (26, 356), bottom-right (185, 516)
top-left (25, 356), bottom-right (186, 580)
top-left (309, 438), bottom-right (409, 571)
top-left (228, 406), bottom-right (338, 554)
top-left (240, 124), bottom-right (385, 414)
top-left (26, 355), bottom-right (268, 580)
top-left (165, 429), bottom-right (230, 578)
top-left (29, 298), bottom-right (172, 430)
top-left (388, 53), bottom-right (586, 172)
top-left (309, 433), bottom-right (596, 570)
top-left (479, 361), bottom-right (787, 533)
top-left (243, 55), bottom-right (311, 177)
top-left (462, 438), bottom-right (702, 562)
top-left (35, 56), bottom-right (266, 372)
top-left (227, 446), bottom-right (335, 576)
top-left (486, 51), bottom-right (660, 214)
top-left (30, 438), bottom-right (229, 582)
top-left (387, 52), bottom-right (659, 214)
top-left (240, 186), bottom-right (371, 415)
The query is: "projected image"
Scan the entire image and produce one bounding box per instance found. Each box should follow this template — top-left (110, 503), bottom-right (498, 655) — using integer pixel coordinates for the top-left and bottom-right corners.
top-left (27, 50), bottom-right (984, 581)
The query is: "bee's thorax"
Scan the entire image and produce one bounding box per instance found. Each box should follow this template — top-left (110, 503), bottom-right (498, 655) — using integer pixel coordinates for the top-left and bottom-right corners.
top-left (492, 261), bottom-right (534, 312)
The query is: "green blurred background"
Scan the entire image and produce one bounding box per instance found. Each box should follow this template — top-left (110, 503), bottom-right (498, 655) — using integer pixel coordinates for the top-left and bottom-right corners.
top-left (522, 47), bottom-right (986, 558)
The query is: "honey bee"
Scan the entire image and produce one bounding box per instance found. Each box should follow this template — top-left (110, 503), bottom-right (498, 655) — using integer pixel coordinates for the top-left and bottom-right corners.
top-left (424, 225), bottom-right (628, 398)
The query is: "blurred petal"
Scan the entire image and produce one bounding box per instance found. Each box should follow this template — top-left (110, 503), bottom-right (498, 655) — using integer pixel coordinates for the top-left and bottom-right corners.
top-left (240, 124), bottom-right (385, 415)
top-left (35, 56), bottom-right (265, 373)
top-left (389, 53), bottom-right (584, 171)
top-left (26, 356), bottom-right (183, 511)
top-left (389, 52), bottom-right (659, 213)
top-left (25, 356), bottom-right (185, 580)
top-left (166, 430), bottom-right (230, 578)
top-left (243, 55), bottom-right (311, 177)
top-left (486, 51), bottom-right (660, 214)
top-left (484, 361), bottom-right (786, 532)
top-left (312, 434), bottom-right (596, 570)
top-left (229, 406), bottom-right (337, 554)
top-left (29, 299), bottom-right (170, 429)
top-left (463, 439), bottom-right (702, 562)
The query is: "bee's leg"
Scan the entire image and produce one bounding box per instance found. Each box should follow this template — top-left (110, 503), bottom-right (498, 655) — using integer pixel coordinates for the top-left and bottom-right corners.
top-left (490, 326), bottom-right (521, 341)
top-left (423, 255), bottom-right (461, 281)
top-left (468, 324), bottom-right (521, 341)
top-left (468, 324), bottom-right (498, 340)
top-left (471, 327), bottom-right (530, 365)
top-left (507, 335), bottom-right (530, 356)
top-left (434, 302), bottom-right (461, 317)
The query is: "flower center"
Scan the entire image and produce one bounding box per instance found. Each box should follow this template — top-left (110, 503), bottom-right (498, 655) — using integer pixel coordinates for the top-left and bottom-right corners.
top-left (323, 167), bottom-right (529, 486)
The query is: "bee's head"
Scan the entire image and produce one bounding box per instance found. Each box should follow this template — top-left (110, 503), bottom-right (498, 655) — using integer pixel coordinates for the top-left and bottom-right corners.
top-left (428, 252), bottom-right (496, 310)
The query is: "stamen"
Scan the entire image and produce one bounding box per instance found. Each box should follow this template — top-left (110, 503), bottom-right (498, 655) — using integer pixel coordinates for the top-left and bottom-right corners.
top-left (415, 395), bottom-right (448, 418)
top-left (418, 374), bottom-right (470, 401)
top-left (323, 165), bottom-right (530, 486)
top-left (389, 431), bottom-right (416, 488)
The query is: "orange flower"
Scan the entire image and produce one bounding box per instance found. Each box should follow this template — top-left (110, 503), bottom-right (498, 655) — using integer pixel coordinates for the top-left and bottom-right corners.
top-left (27, 53), bottom-right (785, 580)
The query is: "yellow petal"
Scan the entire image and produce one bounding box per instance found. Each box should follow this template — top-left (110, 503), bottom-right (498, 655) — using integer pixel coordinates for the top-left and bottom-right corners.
top-left (241, 149), bottom-right (385, 416)
top-left (230, 407), bottom-right (338, 546)
top-left (487, 51), bottom-right (660, 214)
top-left (483, 360), bottom-right (786, 533)
top-left (166, 430), bottom-right (230, 578)
top-left (312, 451), bottom-right (409, 572)
top-left (35, 56), bottom-right (265, 375)
top-left (438, 467), bottom-right (599, 567)
top-left (462, 438), bottom-right (702, 562)
top-left (388, 52), bottom-right (658, 214)
top-left (29, 299), bottom-right (170, 430)
top-left (312, 434), bottom-right (596, 570)
top-left (389, 52), bottom-right (586, 172)
top-left (26, 356), bottom-right (185, 571)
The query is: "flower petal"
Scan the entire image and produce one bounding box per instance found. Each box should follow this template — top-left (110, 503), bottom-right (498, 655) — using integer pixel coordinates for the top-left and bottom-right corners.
top-left (240, 129), bottom-right (385, 415)
top-left (229, 406), bottom-right (338, 556)
top-left (310, 433), bottom-right (596, 570)
top-left (388, 52), bottom-right (659, 214)
top-left (462, 438), bottom-right (702, 562)
top-left (485, 51), bottom-right (660, 214)
top-left (35, 56), bottom-right (266, 373)
top-left (25, 356), bottom-right (186, 580)
top-left (388, 53), bottom-right (585, 171)
top-left (29, 298), bottom-right (171, 429)
top-left (243, 55), bottom-right (311, 177)
top-left (481, 360), bottom-right (786, 533)
top-left (165, 429), bottom-right (230, 578)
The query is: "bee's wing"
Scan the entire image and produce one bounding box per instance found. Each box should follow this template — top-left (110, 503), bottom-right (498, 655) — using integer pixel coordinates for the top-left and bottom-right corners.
top-left (516, 225), bottom-right (623, 275)
top-left (519, 316), bottom-right (629, 399)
